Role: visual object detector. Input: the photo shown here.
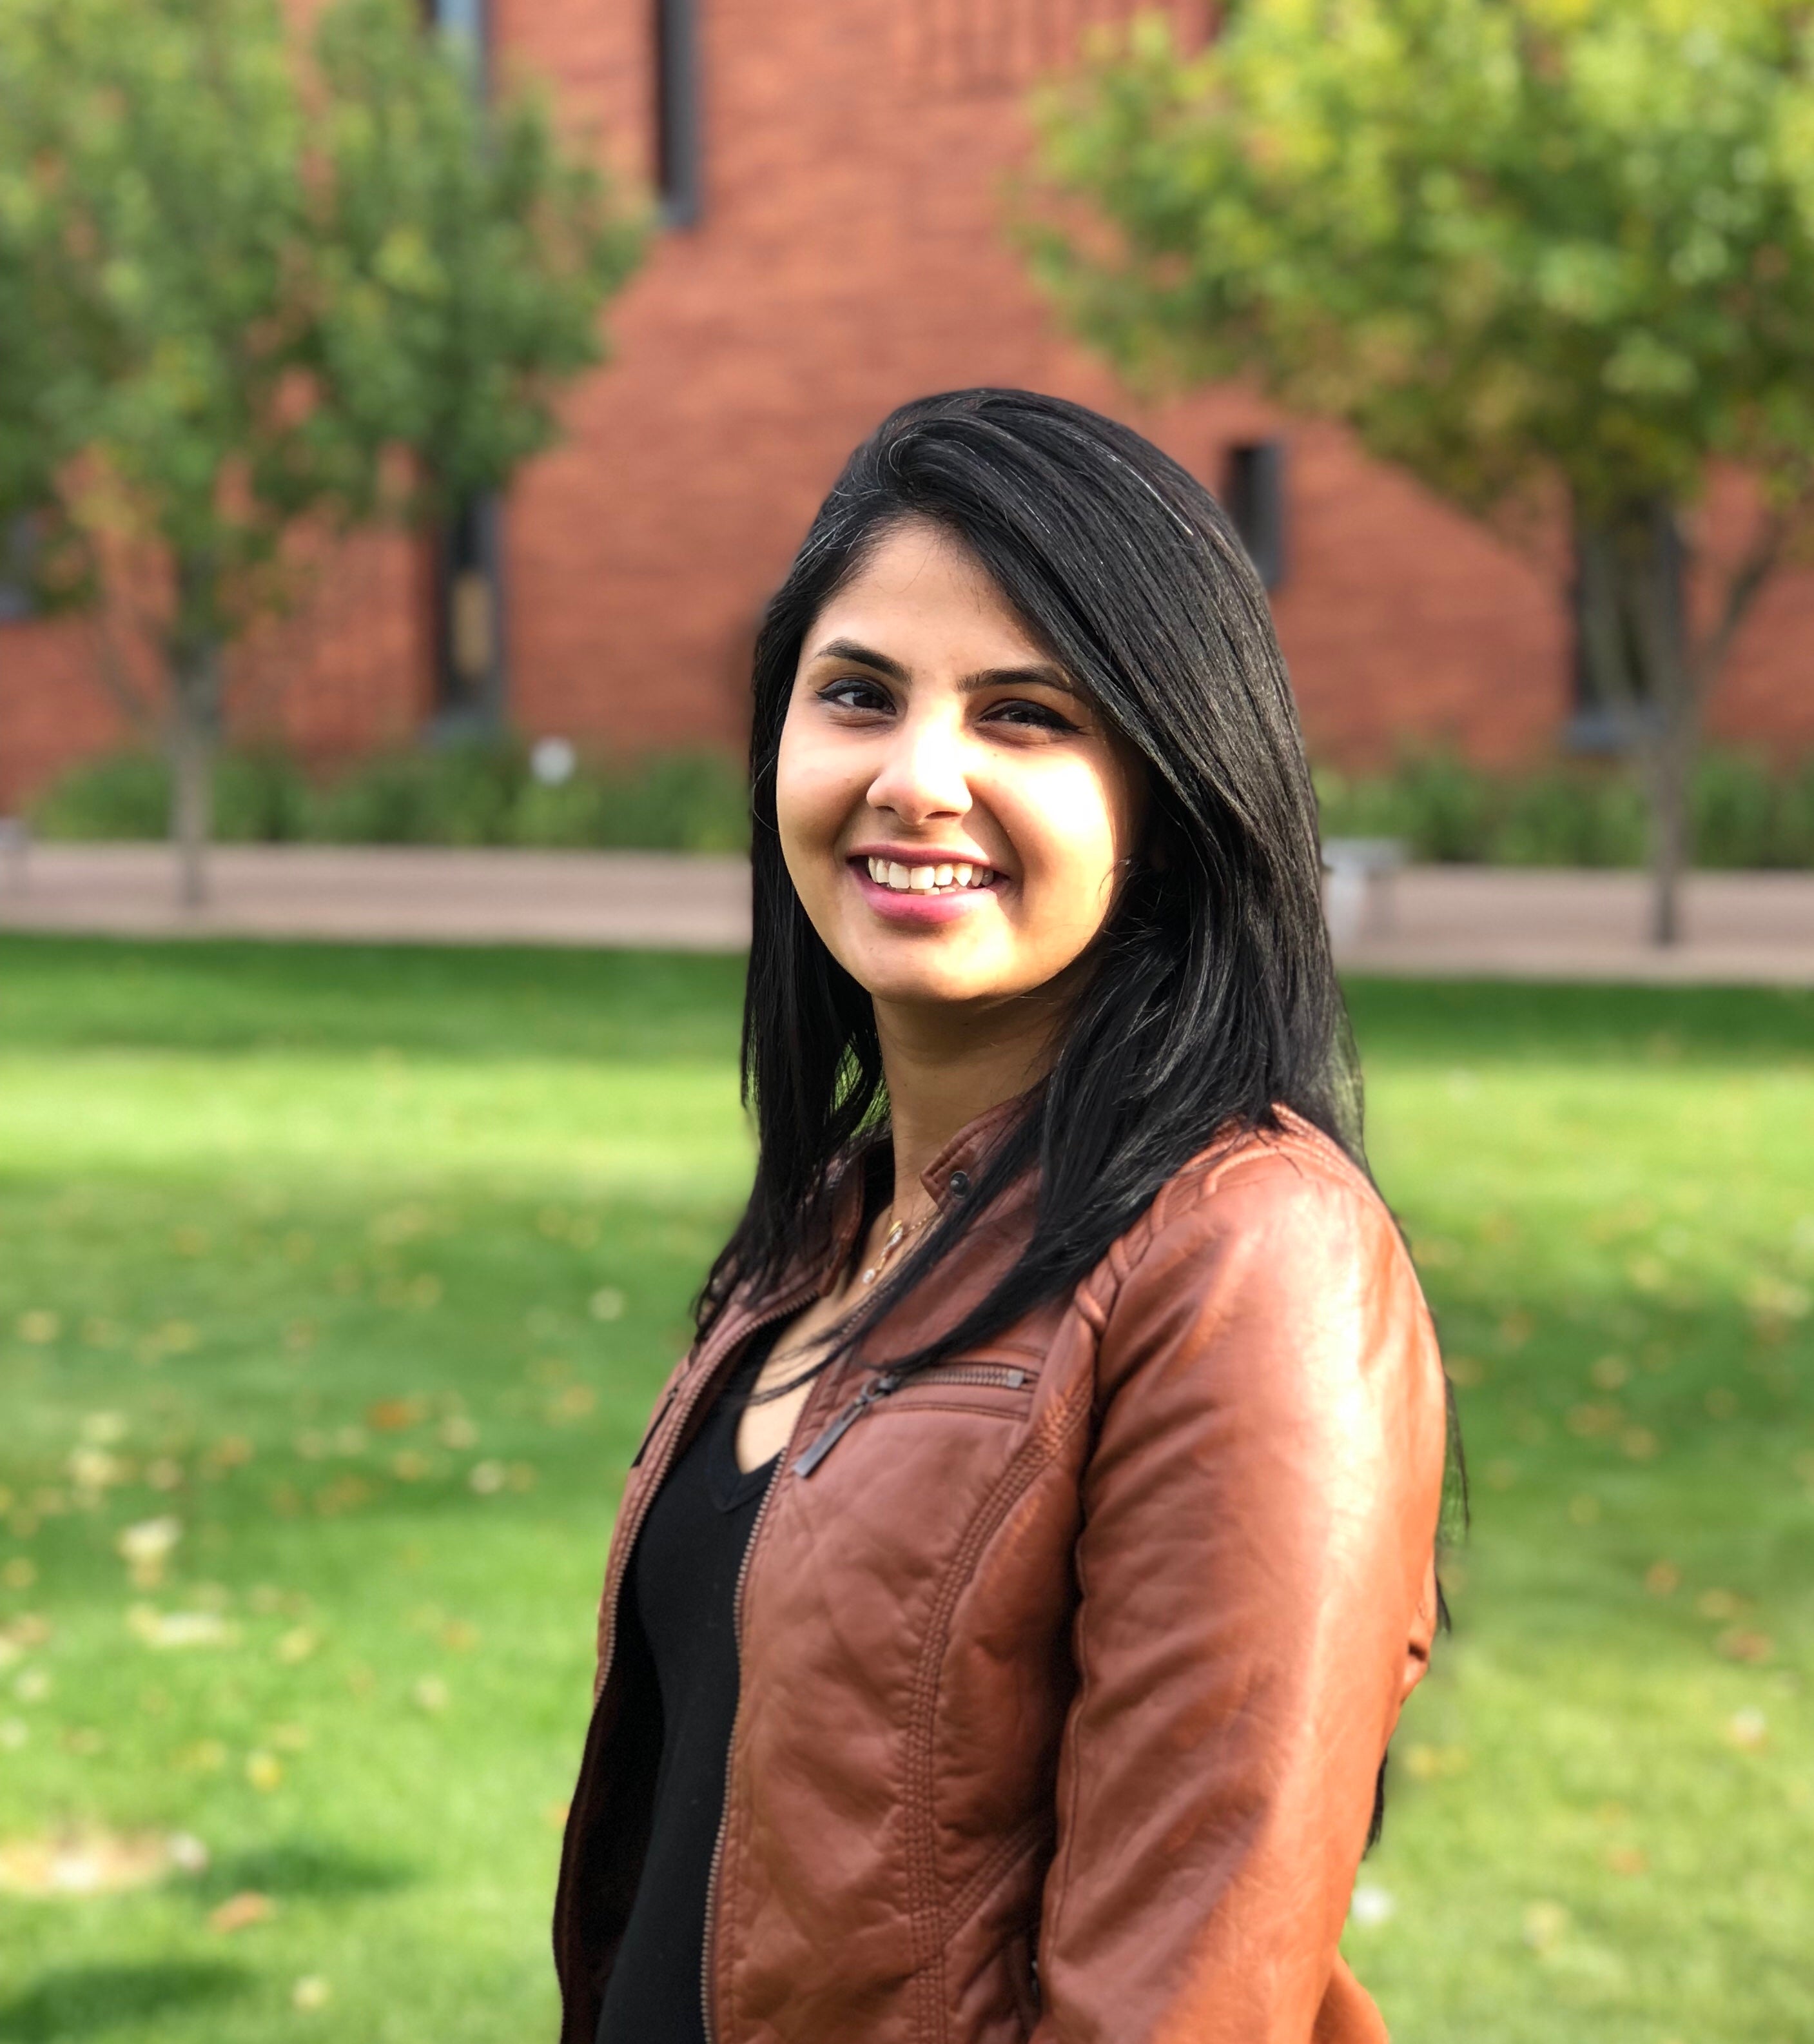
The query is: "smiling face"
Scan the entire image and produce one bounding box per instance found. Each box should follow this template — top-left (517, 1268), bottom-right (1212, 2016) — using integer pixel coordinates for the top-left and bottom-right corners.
top-left (775, 519), bottom-right (1146, 1023)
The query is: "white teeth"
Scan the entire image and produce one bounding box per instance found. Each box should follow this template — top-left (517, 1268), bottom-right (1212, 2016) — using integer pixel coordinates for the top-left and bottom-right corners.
top-left (863, 856), bottom-right (994, 893)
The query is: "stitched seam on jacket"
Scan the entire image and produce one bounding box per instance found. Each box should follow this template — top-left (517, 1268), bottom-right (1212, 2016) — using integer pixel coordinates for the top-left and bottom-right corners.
top-left (942, 1805), bottom-right (1051, 1934)
top-left (904, 1380), bottom-right (1092, 2044)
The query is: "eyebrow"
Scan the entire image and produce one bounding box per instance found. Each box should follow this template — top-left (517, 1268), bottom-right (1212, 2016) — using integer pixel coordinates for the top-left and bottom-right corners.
top-left (807, 636), bottom-right (1080, 697)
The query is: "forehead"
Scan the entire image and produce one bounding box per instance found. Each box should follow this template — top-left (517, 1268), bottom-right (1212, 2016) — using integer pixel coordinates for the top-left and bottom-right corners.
top-left (803, 521), bottom-right (1050, 671)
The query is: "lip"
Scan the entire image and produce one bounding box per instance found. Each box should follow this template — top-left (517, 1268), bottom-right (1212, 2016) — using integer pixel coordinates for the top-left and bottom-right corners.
top-left (848, 858), bottom-right (1001, 927)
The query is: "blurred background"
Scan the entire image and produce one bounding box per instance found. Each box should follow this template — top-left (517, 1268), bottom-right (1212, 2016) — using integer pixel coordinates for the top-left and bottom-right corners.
top-left (0, 1), bottom-right (1811, 2039)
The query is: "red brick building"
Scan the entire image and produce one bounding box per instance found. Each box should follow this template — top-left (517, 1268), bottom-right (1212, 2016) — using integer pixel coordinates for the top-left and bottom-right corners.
top-left (2, 0), bottom-right (1809, 811)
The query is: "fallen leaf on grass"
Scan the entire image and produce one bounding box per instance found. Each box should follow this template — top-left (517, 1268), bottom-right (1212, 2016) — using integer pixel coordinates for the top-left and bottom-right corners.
top-left (589, 1288), bottom-right (625, 1322)
top-left (1522, 1900), bottom-right (1569, 1954)
top-left (127, 1606), bottom-right (235, 1650)
top-left (117, 1517), bottom-right (182, 1589)
top-left (367, 1397), bottom-right (428, 1432)
top-left (1727, 1708), bottom-right (1768, 1750)
top-left (313, 1475), bottom-right (373, 1516)
top-left (292, 1976), bottom-right (331, 2010)
top-left (1644, 1562), bottom-right (1681, 1595)
top-left (209, 1890), bottom-right (274, 1933)
top-left (412, 1676), bottom-right (449, 1713)
top-left (245, 1751), bottom-right (282, 1791)
top-left (275, 1627), bottom-right (318, 1665)
top-left (0, 1827), bottom-right (204, 1897)
top-left (1348, 1883), bottom-right (1394, 1928)
top-left (1717, 1628), bottom-right (1773, 1664)
top-left (1401, 1744), bottom-right (1469, 1781)
top-left (1605, 1846), bottom-right (1648, 1876)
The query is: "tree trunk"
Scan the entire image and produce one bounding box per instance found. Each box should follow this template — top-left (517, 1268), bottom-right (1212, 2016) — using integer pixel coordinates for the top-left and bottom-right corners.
top-left (1644, 720), bottom-right (1692, 946)
top-left (166, 595), bottom-right (222, 911)
top-left (1576, 500), bottom-right (1696, 948)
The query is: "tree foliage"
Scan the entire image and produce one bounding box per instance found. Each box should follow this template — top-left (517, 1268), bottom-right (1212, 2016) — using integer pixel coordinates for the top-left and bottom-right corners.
top-left (0, 0), bottom-right (642, 894)
top-left (1028, 0), bottom-right (1814, 937)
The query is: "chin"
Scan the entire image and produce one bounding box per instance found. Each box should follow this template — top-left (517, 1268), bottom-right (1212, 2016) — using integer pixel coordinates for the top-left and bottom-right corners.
top-left (845, 943), bottom-right (1002, 1010)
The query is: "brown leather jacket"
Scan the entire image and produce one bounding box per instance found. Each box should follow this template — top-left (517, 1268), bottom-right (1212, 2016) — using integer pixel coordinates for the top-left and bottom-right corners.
top-left (554, 1106), bottom-right (1448, 2043)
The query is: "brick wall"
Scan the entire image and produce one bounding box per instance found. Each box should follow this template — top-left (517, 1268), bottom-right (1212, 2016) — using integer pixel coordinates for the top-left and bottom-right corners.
top-left (0, 0), bottom-right (1806, 813)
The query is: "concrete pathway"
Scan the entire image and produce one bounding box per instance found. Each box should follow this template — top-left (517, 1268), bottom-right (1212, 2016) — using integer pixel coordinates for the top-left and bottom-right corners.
top-left (0, 841), bottom-right (1810, 985)
top-left (0, 843), bottom-right (752, 952)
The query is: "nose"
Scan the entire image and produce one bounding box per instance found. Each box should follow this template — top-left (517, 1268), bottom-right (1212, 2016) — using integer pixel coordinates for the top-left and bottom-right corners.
top-left (864, 703), bottom-right (971, 827)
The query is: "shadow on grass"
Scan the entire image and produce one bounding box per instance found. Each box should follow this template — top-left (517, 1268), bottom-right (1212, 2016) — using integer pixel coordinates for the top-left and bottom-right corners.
top-left (0, 1961), bottom-right (248, 2040)
top-left (199, 1836), bottom-right (415, 1902)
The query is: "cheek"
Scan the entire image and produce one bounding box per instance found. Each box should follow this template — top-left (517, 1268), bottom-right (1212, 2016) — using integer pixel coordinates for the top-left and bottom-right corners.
top-left (774, 714), bottom-right (864, 907)
top-left (1010, 758), bottom-right (1130, 907)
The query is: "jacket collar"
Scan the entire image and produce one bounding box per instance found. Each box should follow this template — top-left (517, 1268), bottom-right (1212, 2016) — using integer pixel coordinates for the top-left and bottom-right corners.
top-left (914, 1090), bottom-right (1035, 1215)
top-left (719, 1088), bottom-right (1038, 1348)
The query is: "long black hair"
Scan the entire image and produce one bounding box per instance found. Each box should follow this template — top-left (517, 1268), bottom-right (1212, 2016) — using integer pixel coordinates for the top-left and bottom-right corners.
top-left (699, 387), bottom-right (1364, 1374)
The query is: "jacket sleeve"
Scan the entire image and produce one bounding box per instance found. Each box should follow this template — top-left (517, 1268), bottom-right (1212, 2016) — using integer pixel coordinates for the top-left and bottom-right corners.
top-left (1032, 1153), bottom-right (1447, 2044)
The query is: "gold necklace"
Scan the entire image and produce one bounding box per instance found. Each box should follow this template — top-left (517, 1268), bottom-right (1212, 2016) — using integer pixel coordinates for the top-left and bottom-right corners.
top-left (859, 1208), bottom-right (926, 1287)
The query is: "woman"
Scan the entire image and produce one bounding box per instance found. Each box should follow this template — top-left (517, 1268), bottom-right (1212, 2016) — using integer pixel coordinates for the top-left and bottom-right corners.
top-left (554, 389), bottom-right (1452, 2044)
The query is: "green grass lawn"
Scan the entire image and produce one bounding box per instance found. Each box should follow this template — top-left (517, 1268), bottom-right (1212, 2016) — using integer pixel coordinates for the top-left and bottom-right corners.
top-left (0, 938), bottom-right (1809, 2044)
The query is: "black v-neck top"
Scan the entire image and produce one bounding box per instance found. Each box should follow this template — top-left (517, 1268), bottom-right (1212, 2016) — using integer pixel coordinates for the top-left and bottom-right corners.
top-left (596, 1328), bottom-right (784, 2044)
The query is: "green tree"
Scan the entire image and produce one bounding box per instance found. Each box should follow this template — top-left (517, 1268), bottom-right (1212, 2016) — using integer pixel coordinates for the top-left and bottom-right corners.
top-left (1028, 0), bottom-right (1814, 941)
top-left (0, 0), bottom-right (641, 903)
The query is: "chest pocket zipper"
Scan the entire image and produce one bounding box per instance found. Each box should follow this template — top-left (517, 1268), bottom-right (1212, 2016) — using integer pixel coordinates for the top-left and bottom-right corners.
top-left (794, 1362), bottom-right (1036, 1479)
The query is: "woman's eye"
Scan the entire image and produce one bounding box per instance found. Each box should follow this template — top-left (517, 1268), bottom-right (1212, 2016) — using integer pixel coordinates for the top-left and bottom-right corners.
top-left (818, 676), bottom-right (894, 714)
top-left (984, 698), bottom-right (1079, 732)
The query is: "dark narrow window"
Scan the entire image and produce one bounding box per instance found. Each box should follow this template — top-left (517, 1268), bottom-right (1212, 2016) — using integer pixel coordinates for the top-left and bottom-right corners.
top-left (1567, 516), bottom-right (1680, 753)
top-left (655, 0), bottom-right (702, 227)
top-left (434, 495), bottom-right (503, 724)
top-left (1224, 440), bottom-right (1288, 591)
top-left (426, 0), bottom-right (486, 77)
top-left (0, 517), bottom-right (34, 624)
top-left (422, 0), bottom-right (503, 730)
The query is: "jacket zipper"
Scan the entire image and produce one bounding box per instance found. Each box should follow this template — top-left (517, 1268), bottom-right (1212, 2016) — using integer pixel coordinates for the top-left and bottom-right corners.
top-left (699, 1317), bottom-right (832, 2044)
top-left (629, 1382), bottom-right (679, 1468)
top-left (794, 1363), bottom-right (1030, 1479)
top-left (906, 1364), bottom-right (1029, 1391)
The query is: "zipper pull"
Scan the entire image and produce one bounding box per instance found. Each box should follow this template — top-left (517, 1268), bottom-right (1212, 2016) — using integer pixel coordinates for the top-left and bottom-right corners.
top-left (792, 1370), bottom-right (901, 1479)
